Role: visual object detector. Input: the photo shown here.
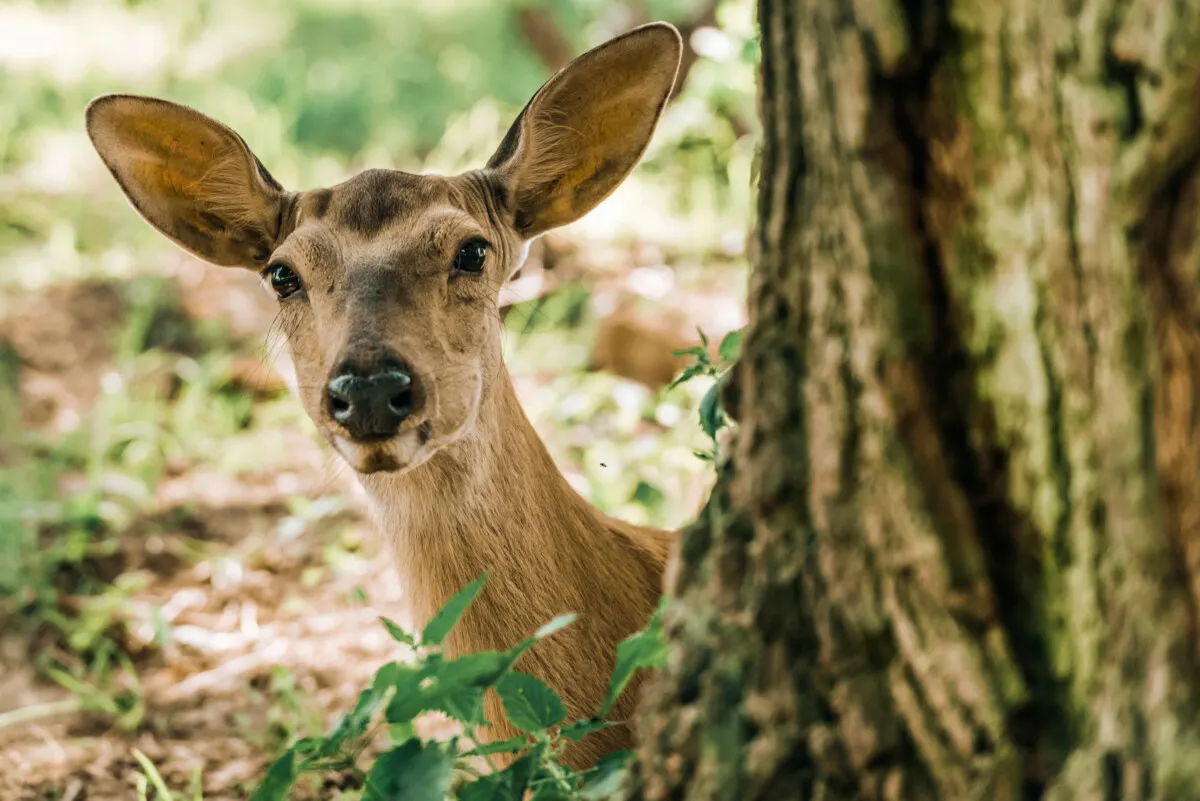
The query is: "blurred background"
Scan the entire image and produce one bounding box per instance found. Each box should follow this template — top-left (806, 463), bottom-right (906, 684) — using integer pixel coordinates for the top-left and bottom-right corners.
top-left (0, 0), bottom-right (755, 796)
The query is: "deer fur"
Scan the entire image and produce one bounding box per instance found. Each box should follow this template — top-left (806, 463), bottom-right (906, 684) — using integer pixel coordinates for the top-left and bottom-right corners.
top-left (84, 23), bottom-right (683, 768)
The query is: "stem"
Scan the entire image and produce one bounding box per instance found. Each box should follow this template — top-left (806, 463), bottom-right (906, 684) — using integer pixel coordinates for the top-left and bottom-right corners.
top-left (0, 697), bottom-right (84, 730)
top-left (463, 729), bottom-right (501, 774)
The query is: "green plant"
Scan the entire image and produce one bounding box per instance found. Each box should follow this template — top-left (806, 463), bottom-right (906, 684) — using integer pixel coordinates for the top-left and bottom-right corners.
top-left (263, 666), bottom-right (329, 751)
top-left (134, 750), bottom-right (205, 801)
top-left (669, 327), bottom-right (742, 460)
top-left (133, 748), bottom-right (204, 801)
top-left (250, 574), bottom-right (666, 801)
top-left (0, 285), bottom-right (247, 727)
top-left (37, 601), bottom-right (147, 732)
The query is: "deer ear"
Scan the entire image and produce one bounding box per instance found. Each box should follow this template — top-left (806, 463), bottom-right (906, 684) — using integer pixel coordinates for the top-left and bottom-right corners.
top-left (486, 22), bottom-right (682, 239)
top-left (86, 95), bottom-right (288, 268)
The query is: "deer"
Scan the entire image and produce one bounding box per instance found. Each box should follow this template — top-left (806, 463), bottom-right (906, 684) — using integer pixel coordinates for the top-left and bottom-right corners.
top-left (85, 23), bottom-right (684, 768)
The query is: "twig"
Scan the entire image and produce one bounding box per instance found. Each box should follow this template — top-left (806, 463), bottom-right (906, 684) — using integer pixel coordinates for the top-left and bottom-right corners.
top-left (512, 0), bottom-right (723, 100)
top-left (671, 0), bottom-right (722, 99)
top-left (516, 6), bottom-right (574, 73)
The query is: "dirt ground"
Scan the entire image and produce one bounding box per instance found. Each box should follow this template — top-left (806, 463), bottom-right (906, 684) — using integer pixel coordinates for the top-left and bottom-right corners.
top-left (0, 248), bottom-right (740, 800)
top-left (0, 267), bottom-right (427, 799)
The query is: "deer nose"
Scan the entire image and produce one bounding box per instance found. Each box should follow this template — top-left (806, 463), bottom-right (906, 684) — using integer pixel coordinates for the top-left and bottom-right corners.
top-left (326, 366), bottom-right (414, 441)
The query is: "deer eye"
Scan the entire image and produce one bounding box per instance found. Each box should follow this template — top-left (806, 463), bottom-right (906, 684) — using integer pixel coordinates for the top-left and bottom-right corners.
top-left (453, 238), bottom-right (489, 274)
top-left (265, 263), bottom-right (303, 299)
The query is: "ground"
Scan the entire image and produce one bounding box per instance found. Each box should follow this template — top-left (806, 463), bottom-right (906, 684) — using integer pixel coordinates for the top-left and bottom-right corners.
top-left (0, 238), bottom-right (743, 800)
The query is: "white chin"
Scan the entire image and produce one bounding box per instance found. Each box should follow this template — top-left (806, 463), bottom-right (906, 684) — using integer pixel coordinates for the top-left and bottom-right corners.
top-left (333, 429), bottom-right (430, 475)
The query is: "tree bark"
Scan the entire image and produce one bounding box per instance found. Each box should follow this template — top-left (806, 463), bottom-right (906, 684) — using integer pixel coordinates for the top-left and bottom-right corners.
top-left (627, 1), bottom-right (1200, 799)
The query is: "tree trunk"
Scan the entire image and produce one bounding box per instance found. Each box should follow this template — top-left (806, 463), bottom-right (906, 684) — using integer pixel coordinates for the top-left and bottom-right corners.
top-left (627, 1), bottom-right (1200, 799)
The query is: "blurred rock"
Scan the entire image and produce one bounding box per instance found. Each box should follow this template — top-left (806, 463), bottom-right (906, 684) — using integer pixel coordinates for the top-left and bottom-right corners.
top-left (591, 294), bottom-right (733, 391)
top-left (591, 297), bottom-right (697, 389)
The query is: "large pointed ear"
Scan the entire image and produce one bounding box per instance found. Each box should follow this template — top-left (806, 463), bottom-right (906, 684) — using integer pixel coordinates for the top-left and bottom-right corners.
top-left (485, 22), bottom-right (681, 239)
top-left (85, 95), bottom-right (288, 268)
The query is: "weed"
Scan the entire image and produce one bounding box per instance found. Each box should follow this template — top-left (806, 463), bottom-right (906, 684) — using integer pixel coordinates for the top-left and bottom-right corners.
top-left (669, 327), bottom-right (742, 460)
top-left (249, 574), bottom-right (665, 800)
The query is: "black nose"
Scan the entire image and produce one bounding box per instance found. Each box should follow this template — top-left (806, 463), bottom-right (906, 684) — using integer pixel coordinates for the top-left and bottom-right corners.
top-left (327, 366), bottom-right (414, 441)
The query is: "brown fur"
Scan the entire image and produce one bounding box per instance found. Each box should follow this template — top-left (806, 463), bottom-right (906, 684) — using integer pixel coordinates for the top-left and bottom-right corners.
top-left (85, 24), bottom-right (684, 768)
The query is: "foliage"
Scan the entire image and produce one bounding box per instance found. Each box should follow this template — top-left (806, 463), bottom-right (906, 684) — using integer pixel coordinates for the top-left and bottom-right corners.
top-left (670, 328), bottom-right (742, 459)
top-left (249, 576), bottom-right (666, 801)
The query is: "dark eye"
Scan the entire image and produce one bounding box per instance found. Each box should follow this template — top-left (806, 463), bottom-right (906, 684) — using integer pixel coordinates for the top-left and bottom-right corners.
top-left (265, 263), bottom-right (303, 299)
top-left (453, 239), bottom-right (489, 274)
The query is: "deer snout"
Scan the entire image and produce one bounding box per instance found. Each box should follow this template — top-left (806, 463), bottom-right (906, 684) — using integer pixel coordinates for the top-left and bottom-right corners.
top-left (326, 362), bottom-right (416, 441)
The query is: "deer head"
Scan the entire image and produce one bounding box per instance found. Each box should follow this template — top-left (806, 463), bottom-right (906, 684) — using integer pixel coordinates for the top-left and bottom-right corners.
top-left (86, 24), bottom-right (682, 476)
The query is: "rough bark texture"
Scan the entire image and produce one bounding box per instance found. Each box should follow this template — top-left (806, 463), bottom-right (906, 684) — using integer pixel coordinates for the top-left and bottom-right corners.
top-left (627, 1), bottom-right (1200, 799)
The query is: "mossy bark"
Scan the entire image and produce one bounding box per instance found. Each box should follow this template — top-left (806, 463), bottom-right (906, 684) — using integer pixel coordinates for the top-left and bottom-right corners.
top-left (626, 0), bottom-right (1200, 798)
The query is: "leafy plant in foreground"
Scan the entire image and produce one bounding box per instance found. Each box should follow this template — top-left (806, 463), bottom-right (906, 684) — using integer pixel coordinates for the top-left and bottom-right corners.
top-left (251, 573), bottom-right (666, 800)
top-left (670, 327), bottom-right (742, 460)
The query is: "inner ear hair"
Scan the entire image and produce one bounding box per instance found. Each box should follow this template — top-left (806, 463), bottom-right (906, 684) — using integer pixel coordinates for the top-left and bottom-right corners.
top-left (85, 94), bottom-right (288, 268)
top-left (486, 22), bottom-right (682, 239)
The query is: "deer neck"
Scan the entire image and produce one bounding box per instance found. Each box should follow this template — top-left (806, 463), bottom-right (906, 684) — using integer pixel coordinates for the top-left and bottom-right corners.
top-left (357, 369), bottom-right (618, 646)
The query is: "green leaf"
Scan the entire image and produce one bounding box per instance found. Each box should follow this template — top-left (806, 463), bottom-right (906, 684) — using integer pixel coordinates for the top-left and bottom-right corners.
top-left (387, 721), bottom-right (416, 744)
top-left (438, 650), bottom-right (512, 688)
top-left (422, 573), bottom-right (488, 647)
top-left (291, 737), bottom-right (323, 759)
top-left (363, 739), bottom-right (456, 801)
top-left (558, 718), bottom-right (614, 742)
top-left (131, 749), bottom-right (173, 801)
top-left (599, 602), bottom-right (666, 718)
top-left (458, 746), bottom-right (544, 801)
top-left (497, 672), bottom-right (566, 733)
top-left (458, 775), bottom-right (514, 801)
top-left (501, 610), bottom-right (580, 670)
top-left (696, 327), bottom-right (710, 348)
top-left (698, 382), bottom-right (724, 440)
top-left (718, 329), bottom-right (743, 365)
top-left (669, 346), bottom-right (706, 359)
top-left (379, 616), bottom-right (416, 647)
top-left (383, 651), bottom-right (511, 728)
top-left (579, 750), bottom-right (633, 800)
top-left (250, 748), bottom-right (297, 801)
top-left (462, 735), bottom-right (530, 757)
top-left (534, 613), bottom-right (576, 640)
top-left (371, 661), bottom-right (406, 697)
top-left (489, 613), bottom-right (576, 678)
top-left (434, 687), bottom-right (487, 726)
top-left (632, 481), bottom-right (665, 508)
top-left (529, 786), bottom-right (575, 801)
top-left (320, 684), bottom-right (384, 756)
top-left (380, 664), bottom-right (430, 725)
top-left (667, 363), bottom-right (706, 389)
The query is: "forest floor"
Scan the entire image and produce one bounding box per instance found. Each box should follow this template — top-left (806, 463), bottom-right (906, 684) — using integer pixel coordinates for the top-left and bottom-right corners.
top-left (0, 240), bottom-right (744, 800)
